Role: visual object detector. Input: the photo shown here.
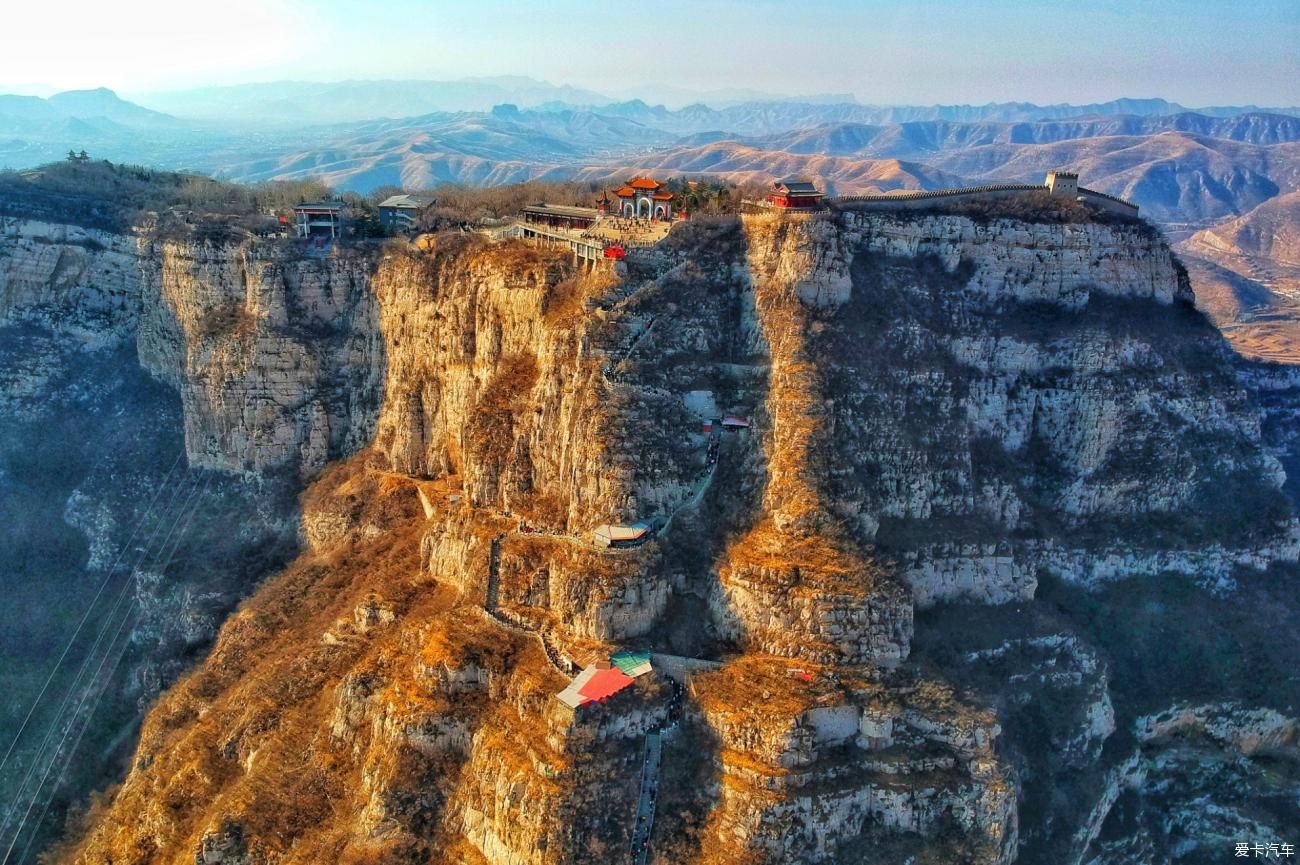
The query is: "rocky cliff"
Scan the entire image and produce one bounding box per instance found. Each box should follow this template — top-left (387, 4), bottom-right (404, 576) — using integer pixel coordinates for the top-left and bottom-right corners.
top-left (1, 217), bottom-right (383, 477)
top-left (4, 201), bottom-right (1298, 865)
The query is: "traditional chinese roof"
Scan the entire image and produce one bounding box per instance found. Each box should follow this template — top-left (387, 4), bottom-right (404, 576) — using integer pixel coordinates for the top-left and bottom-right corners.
top-left (651, 191), bottom-right (673, 200)
top-left (773, 179), bottom-right (821, 195)
top-left (557, 664), bottom-right (636, 708)
top-left (614, 186), bottom-right (637, 197)
top-left (628, 177), bottom-right (662, 190)
top-left (593, 522), bottom-right (651, 543)
top-left (581, 667), bottom-right (635, 702)
top-left (521, 203), bottom-right (601, 219)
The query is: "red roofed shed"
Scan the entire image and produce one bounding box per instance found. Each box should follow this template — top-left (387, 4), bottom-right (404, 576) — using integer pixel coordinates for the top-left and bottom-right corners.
top-left (577, 667), bottom-right (635, 702)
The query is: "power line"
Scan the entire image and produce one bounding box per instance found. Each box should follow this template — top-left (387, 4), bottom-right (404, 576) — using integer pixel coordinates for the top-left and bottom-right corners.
top-left (13, 471), bottom-right (211, 865)
top-left (12, 602), bottom-right (139, 865)
top-left (0, 449), bottom-right (185, 781)
top-left (1, 471), bottom-right (211, 865)
top-left (0, 468), bottom-right (205, 864)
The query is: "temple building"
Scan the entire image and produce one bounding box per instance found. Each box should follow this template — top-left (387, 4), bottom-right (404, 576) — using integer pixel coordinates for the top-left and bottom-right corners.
top-left (612, 177), bottom-right (674, 219)
top-left (293, 201), bottom-right (345, 239)
top-left (765, 179), bottom-right (825, 210)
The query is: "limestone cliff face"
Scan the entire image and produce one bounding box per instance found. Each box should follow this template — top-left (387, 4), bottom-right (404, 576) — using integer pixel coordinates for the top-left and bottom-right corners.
top-left (371, 242), bottom-right (619, 522)
top-left (0, 220), bottom-right (141, 348)
top-left (0, 218), bottom-right (383, 477)
top-left (12, 205), bottom-right (1299, 865)
top-left (735, 212), bottom-right (1297, 607)
top-left (136, 237), bottom-right (383, 477)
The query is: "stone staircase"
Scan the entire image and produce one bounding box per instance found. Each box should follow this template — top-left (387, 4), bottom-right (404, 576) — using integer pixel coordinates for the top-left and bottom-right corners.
top-left (630, 732), bottom-right (663, 865)
top-left (481, 532), bottom-right (575, 676)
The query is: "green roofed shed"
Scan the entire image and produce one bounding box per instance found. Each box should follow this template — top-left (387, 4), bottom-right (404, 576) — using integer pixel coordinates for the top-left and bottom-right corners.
top-left (611, 650), bottom-right (653, 678)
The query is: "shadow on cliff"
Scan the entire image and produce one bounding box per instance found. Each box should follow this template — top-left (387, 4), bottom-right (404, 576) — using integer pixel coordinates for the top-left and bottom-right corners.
top-left (633, 216), bottom-right (772, 659)
top-left (648, 718), bottom-right (723, 865)
top-left (0, 332), bottom-right (304, 864)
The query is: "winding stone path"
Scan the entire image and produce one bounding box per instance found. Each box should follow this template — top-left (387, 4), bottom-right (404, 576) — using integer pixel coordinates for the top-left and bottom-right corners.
top-left (482, 531), bottom-right (576, 676)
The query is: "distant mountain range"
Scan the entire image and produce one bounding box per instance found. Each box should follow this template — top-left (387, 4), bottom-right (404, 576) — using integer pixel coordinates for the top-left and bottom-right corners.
top-left (3, 88), bottom-right (1298, 223)
top-left (118, 78), bottom-right (1300, 127)
top-left (1178, 191), bottom-right (1300, 362)
top-left (0, 87), bottom-right (176, 135)
top-left (5, 79), bottom-right (1300, 360)
top-left (126, 77), bottom-right (614, 125)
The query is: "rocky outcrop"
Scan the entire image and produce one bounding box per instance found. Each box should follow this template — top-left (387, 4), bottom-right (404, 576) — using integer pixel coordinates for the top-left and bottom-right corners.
top-left (14, 201), bottom-right (1299, 865)
top-left (965, 635), bottom-right (1115, 765)
top-left (687, 658), bottom-right (1015, 865)
top-left (137, 238), bottom-right (383, 477)
top-left (0, 219), bottom-right (142, 346)
top-left (1076, 703), bottom-right (1299, 865)
top-left (734, 211), bottom-right (1298, 607)
top-left (0, 218), bottom-right (384, 478)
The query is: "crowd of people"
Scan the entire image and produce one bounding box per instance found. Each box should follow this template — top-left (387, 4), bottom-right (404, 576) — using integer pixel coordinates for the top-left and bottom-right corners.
top-left (630, 677), bottom-right (687, 861)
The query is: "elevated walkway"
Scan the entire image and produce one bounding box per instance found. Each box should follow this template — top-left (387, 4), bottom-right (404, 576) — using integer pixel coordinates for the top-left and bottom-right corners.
top-left (512, 220), bottom-right (610, 263)
top-left (829, 180), bottom-right (1138, 216)
top-left (483, 214), bottom-right (677, 266)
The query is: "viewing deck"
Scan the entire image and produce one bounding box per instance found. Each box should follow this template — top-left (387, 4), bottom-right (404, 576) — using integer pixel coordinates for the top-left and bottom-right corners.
top-left (741, 198), bottom-right (828, 215)
top-left (745, 172), bottom-right (1138, 219)
top-left (482, 216), bottom-right (673, 265)
top-left (828, 179), bottom-right (1139, 216)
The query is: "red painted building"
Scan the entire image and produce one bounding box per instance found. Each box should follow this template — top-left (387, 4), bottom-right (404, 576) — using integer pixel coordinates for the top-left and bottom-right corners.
top-left (765, 179), bottom-right (825, 210)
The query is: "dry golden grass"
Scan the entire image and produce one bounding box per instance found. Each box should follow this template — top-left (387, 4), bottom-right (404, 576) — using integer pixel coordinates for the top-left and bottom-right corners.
top-left (694, 655), bottom-right (843, 723)
top-left (478, 353), bottom-right (539, 412)
top-left (436, 837), bottom-right (494, 865)
top-left (419, 606), bottom-right (516, 672)
top-left (509, 489), bottom-right (570, 530)
top-left (543, 267), bottom-right (618, 326)
top-left (1220, 321), bottom-right (1300, 364)
top-left (192, 300), bottom-right (255, 343)
top-left (721, 517), bottom-right (882, 598)
top-left (59, 451), bottom-right (581, 865)
top-left (468, 237), bottom-right (568, 277)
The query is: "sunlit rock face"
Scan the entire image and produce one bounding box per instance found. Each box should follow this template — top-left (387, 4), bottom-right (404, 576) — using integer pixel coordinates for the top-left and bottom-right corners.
top-left (1, 219), bottom-right (384, 477)
top-left (7, 204), bottom-right (1297, 865)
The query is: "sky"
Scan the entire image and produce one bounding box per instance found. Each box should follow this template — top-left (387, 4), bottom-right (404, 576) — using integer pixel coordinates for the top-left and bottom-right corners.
top-left (1, 0), bottom-right (1296, 106)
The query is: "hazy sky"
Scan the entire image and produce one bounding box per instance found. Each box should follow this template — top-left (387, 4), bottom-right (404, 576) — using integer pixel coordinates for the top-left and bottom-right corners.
top-left (2, 0), bottom-right (1296, 105)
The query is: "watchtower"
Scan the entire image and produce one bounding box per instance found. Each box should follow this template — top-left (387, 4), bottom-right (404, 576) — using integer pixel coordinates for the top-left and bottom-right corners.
top-left (1045, 171), bottom-right (1079, 198)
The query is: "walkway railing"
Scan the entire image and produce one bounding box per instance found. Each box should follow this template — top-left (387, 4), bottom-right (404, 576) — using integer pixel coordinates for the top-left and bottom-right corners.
top-left (513, 221), bottom-right (609, 261)
top-left (740, 199), bottom-right (828, 214)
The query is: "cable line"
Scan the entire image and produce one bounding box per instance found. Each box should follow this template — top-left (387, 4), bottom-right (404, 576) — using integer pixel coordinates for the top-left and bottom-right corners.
top-left (0, 449), bottom-right (185, 781)
top-left (0, 468), bottom-right (204, 864)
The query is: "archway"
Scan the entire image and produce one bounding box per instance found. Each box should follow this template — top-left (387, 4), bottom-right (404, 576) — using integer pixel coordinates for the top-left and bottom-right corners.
top-left (623, 202), bottom-right (634, 217)
top-left (637, 197), bottom-right (651, 218)
top-left (654, 205), bottom-right (666, 220)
